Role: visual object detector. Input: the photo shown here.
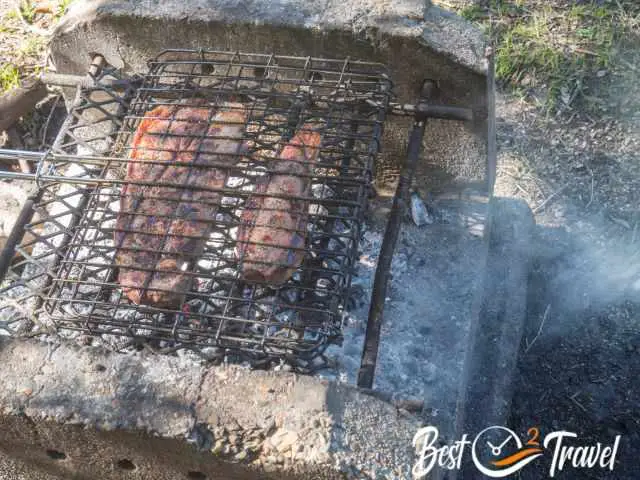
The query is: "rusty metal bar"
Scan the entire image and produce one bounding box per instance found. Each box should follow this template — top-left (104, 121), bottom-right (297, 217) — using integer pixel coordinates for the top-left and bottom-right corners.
top-left (389, 102), bottom-right (473, 121)
top-left (358, 80), bottom-right (443, 389)
top-left (357, 116), bottom-right (427, 389)
top-left (0, 193), bottom-right (42, 282)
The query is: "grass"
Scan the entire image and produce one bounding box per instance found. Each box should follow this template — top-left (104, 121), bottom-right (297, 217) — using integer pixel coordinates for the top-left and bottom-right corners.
top-left (19, 35), bottom-right (46, 58)
top-left (452, 0), bottom-right (640, 114)
top-left (56, 0), bottom-right (74, 19)
top-left (0, 64), bottom-right (20, 91)
top-left (19, 1), bottom-right (37, 24)
top-left (0, 1), bottom-right (77, 94)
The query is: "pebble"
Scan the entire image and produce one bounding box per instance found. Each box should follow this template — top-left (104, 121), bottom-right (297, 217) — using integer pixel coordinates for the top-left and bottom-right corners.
top-left (234, 450), bottom-right (248, 461)
top-left (244, 440), bottom-right (263, 453)
top-left (211, 439), bottom-right (225, 455)
top-left (275, 431), bottom-right (298, 453)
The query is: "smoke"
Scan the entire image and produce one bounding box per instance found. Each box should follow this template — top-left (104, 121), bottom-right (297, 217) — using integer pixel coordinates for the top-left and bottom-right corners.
top-left (527, 215), bottom-right (640, 338)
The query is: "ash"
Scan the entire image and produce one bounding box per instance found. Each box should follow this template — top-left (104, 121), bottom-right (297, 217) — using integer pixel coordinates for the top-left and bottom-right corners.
top-left (319, 211), bottom-right (485, 429)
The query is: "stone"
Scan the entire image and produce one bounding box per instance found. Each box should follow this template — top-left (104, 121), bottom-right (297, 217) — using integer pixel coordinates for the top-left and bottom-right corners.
top-left (211, 439), bottom-right (225, 455)
top-left (234, 450), bottom-right (248, 462)
top-left (274, 431), bottom-right (298, 453)
top-left (52, 0), bottom-right (487, 77)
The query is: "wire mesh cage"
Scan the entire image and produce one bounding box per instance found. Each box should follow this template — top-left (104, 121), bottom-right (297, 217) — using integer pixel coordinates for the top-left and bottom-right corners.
top-left (0, 50), bottom-right (392, 371)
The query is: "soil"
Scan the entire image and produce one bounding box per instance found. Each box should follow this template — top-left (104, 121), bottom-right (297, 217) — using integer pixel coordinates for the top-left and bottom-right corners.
top-left (493, 48), bottom-right (640, 480)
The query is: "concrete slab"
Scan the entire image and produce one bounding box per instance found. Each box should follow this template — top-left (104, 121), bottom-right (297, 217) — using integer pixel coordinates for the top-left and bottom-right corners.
top-left (0, 338), bottom-right (421, 479)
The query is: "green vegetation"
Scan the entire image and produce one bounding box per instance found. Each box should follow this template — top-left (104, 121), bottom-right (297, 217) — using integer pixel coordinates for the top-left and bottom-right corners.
top-left (57, 0), bottom-right (74, 19)
top-left (452, 0), bottom-right (640, 114)
top-left (19, 1), bottom-right (37, 24)
top-left (0, 64), bottom-right (20, 91)
top-left (19, 35), bottom-right (46, 58)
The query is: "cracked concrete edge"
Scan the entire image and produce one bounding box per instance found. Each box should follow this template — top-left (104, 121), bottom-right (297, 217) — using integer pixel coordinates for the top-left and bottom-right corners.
top-left (451, 197), bottom-right (534, 479)
top-left (0, 338), bottom-right (421, 479)
top-left (50, 0), bottom-right (487, 78)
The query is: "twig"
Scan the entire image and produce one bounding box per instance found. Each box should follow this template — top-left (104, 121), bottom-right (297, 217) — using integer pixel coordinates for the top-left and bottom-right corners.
top-left (525, 304), bottom-right (550, 353)
top-left (533, 182), bottom-right (569, 214)
top-left (569, 391), bottom-right (587, 412)
top-left (573, 47), bottom-right (598, 57)
top-left (39, 94), bottom-right (61, 150)
top-left (585, 167), bottom-right (594, 208)
top-left (515, 183), bottom-right (530, 197)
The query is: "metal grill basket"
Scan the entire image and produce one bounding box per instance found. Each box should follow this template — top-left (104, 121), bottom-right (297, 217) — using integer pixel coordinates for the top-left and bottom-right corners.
top-left (0, 50), bottom-right (392, 371)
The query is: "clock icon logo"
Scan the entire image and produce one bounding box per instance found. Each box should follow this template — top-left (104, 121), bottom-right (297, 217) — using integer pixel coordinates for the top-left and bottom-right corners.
top-left (472, 426), bottom-right (544, 478)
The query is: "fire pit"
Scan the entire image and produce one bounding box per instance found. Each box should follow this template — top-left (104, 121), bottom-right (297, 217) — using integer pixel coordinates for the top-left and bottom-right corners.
top-left (0, 2), bottom-right (535, 478)
top-left (0, 50), bottom-right (472, 379)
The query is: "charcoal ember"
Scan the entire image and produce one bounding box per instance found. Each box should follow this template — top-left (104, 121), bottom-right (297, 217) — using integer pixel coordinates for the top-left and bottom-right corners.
top-left (309, 204), bottom-right (329, 218)
top-left (303, 329), bottom-right (322, 342)
top-left (275, 309), bottom-right (299, 324)
top-left (322, 258), bottom-right (342, 271)
top-left (101, 332), bottom-right (134, 352)
top-left (198, 346), bottom-right (225, 360)
top-left (132, 327), bottom-right (153, 338)
top-left (311, 184), bottom-right (335, 199)
top-left (271, 327), bottom-right (302, 341)
top-left (215, 212), bottom-right (232, 223)
top-left (238, 296), bottom-right (277, 328)
top-left (333, 219), bottom-right (351, 235)
top-left (314, 277), bottom-right (332, 297)
top-left (221, 196), bottom-right (241, 207)
top-left (307, 204), bottom-right (330, 233)
top-left (327, 238), bottom-right (344, 251)
top-left (279, 288), bottom-right (300, 304)
top-left (226, 176), bottom-right (246, 188)
top-left (273, 362), bottom-right (294, 372)
top-left (62, 301), bottom-right (92, 317)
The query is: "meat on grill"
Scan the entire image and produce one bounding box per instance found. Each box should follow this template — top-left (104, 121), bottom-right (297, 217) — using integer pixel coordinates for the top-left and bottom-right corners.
top-left (115, 102), bottom-right (247, 307)
top-left (237, 124), bottom-right (322, 284)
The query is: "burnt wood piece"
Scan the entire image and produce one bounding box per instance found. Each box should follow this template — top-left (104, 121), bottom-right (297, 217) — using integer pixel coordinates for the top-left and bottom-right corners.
top-left (0, 77), bottom-right (48, 133)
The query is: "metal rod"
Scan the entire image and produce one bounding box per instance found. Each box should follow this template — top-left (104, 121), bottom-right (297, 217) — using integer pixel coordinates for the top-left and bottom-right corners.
top-left (37, 70), bottom-right (472, 123)
top-left (357, 116), bottom-right (427, 389)
top-left (388, 102), bottom-right (473, 121)
top-left (0, 192), bottom-right (42, 282)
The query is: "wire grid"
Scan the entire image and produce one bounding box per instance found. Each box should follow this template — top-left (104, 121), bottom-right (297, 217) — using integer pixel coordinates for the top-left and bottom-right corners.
top-left (0, 50), bottom-right (391, 370)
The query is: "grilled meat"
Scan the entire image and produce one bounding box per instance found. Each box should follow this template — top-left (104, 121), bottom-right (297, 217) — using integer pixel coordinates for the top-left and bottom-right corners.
top-left (115, 102), bottom-right (247, 307)
top-left (237, 125), bottom-right (322, 284)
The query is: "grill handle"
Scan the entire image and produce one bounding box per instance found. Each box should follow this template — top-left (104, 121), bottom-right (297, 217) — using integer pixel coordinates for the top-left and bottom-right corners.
top-left (0, 192), bottom-right (42, 282)
top-left (358, 80), bottom-right (475, 389)
top-left (357, 116), bottom-right (426, 389)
